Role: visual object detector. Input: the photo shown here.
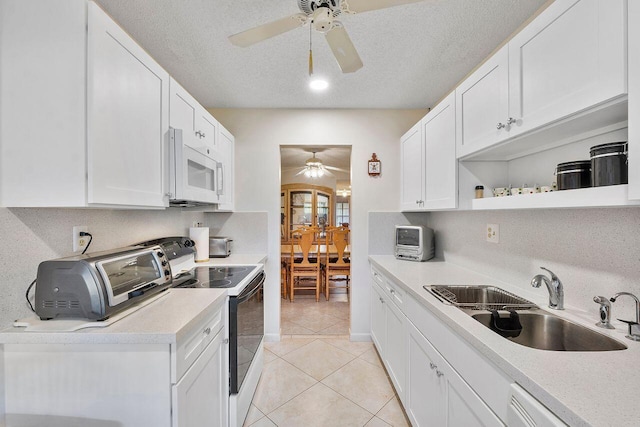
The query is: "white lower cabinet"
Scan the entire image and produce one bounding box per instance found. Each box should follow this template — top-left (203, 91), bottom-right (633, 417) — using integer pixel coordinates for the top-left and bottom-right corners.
top-left (173, 329), bottom-right (227, 427)
top-left (382, 291), bottom-right (406, 400)
top-left (370, 278), bottom-right (406, 400)
top-left (406, 321), bottom-right (503, 426)
top-left (1, 299), bottom-right (228, 427)
top-left (370, 279), bottom-right (386, 351)
top-left (370, 264), bottom-right (527, 426)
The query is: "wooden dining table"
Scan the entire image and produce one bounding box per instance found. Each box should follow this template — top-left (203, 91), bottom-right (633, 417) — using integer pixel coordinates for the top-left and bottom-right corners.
top-left (280, 244), bottom-right (351, 260)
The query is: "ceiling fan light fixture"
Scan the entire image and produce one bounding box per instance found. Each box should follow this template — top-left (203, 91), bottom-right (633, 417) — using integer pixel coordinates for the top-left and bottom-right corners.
top-left (309, 78), bottom-right (329, 91)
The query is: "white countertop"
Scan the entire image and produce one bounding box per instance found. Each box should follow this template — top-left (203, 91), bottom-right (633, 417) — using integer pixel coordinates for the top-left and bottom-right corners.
top-left (0, 288), bottom-right (227, 345)
top-left (369, 255), bottom-right (640, 427)
top-left (204, 253), bottom-right (267, 265)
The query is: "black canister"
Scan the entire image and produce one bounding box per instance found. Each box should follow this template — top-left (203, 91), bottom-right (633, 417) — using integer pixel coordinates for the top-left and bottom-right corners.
top-left (590, 142), bottom-right (628, 187)
top-left (555, 161), bottom-right (591, 190)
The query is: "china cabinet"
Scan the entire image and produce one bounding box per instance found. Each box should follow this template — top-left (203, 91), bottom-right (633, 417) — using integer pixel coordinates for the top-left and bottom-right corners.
top-left (281, 184), bottom-right (333, 242)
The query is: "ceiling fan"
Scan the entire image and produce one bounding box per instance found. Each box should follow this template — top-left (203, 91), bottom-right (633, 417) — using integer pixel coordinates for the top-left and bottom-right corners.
top-left (228, 0), bottom-right (428, 74)
top-left (294, 151), bottom-right (347, 178)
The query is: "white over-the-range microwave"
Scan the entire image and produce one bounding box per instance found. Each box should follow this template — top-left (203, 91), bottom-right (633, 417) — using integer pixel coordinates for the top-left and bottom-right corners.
top-left (168, 128), bottom-right (225, 206)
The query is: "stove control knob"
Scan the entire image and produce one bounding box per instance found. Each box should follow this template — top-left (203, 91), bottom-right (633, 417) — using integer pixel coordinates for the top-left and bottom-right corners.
top-left (157, 251), bottom-right (165, 258)
top-left (164, 269), bottom-right (171, 277)
top-left (161, 260), bottom-right (168, 267)
top-left (184, 239), bottom-right (195, 247)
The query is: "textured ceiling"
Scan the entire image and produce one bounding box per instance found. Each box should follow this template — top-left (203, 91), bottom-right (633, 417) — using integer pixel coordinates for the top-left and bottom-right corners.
top-left (93, 0), bottom-right (547, 109)
top-left (281, 146), bottom-right (352, 181)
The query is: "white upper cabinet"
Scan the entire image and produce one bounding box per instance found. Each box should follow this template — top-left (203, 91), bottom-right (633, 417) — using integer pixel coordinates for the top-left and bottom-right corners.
top-left (627, 0), bottom-right (639, 201)
top-left (216, 124), bottom-right (235, 210)
top-left (87, 2), bottom-right (169, 207)
top-left (169, 77), bottom-right (219, 160)
top-left (0, 0), bottom-right (169, 208)
top-left (456, 47), bottom-right (510, 159)
top-left (401, 93), bottom-right (458, 211)
top-left (400, 122), bottom-right (426, 210)
top-left (508, 0), bottom-right (627, 137)
top-left (456, 0), bottom-right (627, 160)
top-left (424, 93), bottom-right (457, 210)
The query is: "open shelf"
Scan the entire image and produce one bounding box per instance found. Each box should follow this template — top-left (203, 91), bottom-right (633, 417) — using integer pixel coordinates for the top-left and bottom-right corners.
top-left (471, 185), bottom-right (640, 210)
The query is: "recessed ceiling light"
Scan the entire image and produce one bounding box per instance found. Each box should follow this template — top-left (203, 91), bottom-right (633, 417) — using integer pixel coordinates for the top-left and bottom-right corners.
top-left (309, 78), bottom-right (329, 91)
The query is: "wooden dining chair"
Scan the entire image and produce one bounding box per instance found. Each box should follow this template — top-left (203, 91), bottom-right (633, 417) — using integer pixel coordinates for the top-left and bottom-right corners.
top-left (322, 225), bottom-right (350, 301)
top-left (289, 226), bottom-right (321, 302)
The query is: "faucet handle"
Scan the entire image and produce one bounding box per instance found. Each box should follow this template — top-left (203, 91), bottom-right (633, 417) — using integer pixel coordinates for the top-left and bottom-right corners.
top-left (540, 267), bottom-right (560, 282)
top-left (617, 319), bottom-right (640, 342)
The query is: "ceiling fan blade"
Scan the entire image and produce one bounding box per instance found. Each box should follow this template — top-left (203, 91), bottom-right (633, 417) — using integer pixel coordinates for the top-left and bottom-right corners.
top-left (324, 23), bottom-right (363, 73)
top-left (342, 0), bottom-right (427, 14)
top-left (229, 13), bottom-right (308, 47)
top-left (294, 169), bottom-right (307, 176)
top-left (325, 165), bottom-right (349, 173)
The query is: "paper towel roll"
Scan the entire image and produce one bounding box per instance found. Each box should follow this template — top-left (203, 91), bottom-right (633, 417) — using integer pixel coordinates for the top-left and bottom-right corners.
top-left (189, 227), bottom-right (210, 262)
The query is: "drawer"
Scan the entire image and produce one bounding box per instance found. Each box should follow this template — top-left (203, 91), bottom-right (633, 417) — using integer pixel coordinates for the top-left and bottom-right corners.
top-left (370, 264), bottom-right (385, 287)
top-left (384, 279), bottom-right (405, 309)
top-left (174, 297), bottom-right (226, 382)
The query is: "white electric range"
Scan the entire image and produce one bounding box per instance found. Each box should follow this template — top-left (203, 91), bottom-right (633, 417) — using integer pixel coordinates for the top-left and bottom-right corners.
top-left (136, 237), bottom-right (264, 427)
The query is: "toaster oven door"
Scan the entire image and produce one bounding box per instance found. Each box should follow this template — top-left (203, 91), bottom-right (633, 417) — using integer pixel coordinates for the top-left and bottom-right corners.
top-left (96, 250), bottom-right (166, 306)
top-left (170, 128), bottom-right (219, 204)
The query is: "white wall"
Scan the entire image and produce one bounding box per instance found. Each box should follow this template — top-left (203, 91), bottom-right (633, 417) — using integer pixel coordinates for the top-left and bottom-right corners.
top-left (428, 208), bottom-right (640, 320)
top-left (209, 108), bottom-right (427, 341)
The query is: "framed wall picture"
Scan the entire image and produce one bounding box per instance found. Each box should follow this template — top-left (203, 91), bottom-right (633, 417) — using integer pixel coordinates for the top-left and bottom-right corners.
top-left (368, 153), bottom-right (381, 176)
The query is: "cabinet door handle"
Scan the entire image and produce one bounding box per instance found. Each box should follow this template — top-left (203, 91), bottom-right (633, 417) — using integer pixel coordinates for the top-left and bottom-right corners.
top-left (429, 362), bottom-right (437, 370)
top-left (507, 117), bottom-right (516, 125)
top-left (380, 297), bottom-right (385, 304)
top-left (436, 370), bottom-right (444, 377)
top-left (204, 327), bottom-right (211, 335)
top-left (496, 122), bottom-right (506, 130)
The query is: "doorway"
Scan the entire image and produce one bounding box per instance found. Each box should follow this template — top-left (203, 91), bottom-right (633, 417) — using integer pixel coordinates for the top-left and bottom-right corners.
top-left (280, 145), bottom-right (352, 336)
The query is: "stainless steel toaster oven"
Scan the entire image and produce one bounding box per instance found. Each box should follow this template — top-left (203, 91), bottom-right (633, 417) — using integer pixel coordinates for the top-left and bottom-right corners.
top-left (35, 245), bottom-right (172, 320)
top-left (209, 236), bottom-right (232, 258)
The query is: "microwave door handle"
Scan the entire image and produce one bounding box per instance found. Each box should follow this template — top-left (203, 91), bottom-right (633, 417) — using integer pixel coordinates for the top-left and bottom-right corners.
top-left (216, 162), bottom-right (224, 196)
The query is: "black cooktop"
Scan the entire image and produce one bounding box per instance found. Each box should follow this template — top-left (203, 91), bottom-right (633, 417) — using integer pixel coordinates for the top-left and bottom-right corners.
top-left (173, 266), bottom-right (254, 289)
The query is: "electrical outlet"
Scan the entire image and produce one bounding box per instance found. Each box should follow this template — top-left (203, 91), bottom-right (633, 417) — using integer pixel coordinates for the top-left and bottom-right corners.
top-left (73, 226), bottom-right (89, 252)
top-left (486, 224), bottom-right (499, 243)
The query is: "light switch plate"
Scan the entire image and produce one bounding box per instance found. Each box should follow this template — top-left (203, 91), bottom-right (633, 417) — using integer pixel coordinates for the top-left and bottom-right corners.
top-left (486, 224), bottom-right (499, 243)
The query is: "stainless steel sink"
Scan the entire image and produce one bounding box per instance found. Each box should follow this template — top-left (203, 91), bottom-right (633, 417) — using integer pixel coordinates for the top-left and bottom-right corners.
top-left (424, 284), bottom-right (627, 351)
top-left (424, 285), bottom-right (537, 310)
top-left (472, 311), bottom-right (627, 351)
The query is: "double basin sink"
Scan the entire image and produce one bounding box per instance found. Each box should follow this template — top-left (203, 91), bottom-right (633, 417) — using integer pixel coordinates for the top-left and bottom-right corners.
top-left (425, 285), bottom-right (626, 351)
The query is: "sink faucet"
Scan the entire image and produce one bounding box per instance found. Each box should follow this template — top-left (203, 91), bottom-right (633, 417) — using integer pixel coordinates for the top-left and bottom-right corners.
top-left (610, 292), bottom-right (640, 341)
top-left (531, 267), bottom-right (564, 310)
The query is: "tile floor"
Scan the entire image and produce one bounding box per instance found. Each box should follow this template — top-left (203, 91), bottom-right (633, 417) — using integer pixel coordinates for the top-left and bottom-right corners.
top-left (244, 337), bottom-right (411, 427)
top-left (280, 291), bottom-right (350, 336)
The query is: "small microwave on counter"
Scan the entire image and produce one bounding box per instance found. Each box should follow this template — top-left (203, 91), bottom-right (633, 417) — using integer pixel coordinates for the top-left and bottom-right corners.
top-left (395, 225), bottom-right (434, 262)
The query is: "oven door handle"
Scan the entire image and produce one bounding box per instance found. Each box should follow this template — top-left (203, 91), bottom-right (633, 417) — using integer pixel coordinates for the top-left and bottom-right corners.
top-left (235, 271), bottom-right (265, 303)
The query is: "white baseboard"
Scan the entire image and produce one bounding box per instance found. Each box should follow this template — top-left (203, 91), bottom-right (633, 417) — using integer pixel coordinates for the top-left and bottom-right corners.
top-left (350, 332), bottom-right (372, 342)
top-left (264, 333), bottom-right (281, 342)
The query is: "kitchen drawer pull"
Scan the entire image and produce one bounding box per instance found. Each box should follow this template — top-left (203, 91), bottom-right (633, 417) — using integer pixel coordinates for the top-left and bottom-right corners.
top-left (436, 370), bottom-right (444, 377)
top-left (496, 122), bottom-right (506, 130)
top-left (204, 327), bottom-right (211, 335)
top-left (507, 117), bottom-right (516, 125)
top-left (429, 362), bottom-right (437, 370)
